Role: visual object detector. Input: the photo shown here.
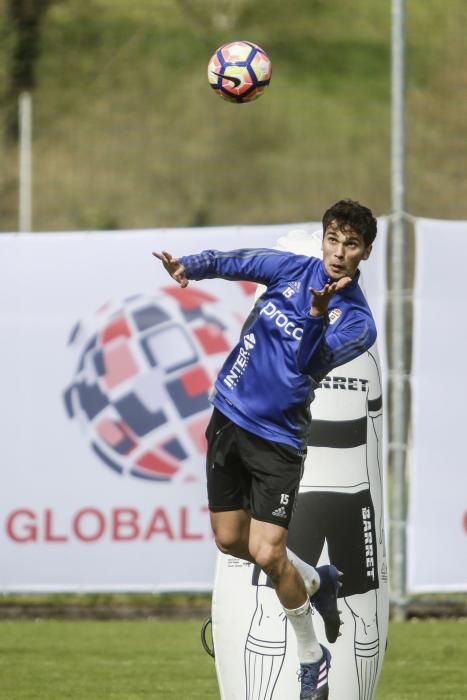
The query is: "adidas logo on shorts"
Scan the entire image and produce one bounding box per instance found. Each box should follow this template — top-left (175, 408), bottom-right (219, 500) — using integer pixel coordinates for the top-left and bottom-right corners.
top-left (271, 506), bottom-right (287, 519)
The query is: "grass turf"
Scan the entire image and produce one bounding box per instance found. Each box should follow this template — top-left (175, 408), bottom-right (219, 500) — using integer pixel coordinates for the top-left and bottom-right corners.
top-left (0, 619), bottom-right (217, 699)
top-left (0, 619), bottom-right (466, 699)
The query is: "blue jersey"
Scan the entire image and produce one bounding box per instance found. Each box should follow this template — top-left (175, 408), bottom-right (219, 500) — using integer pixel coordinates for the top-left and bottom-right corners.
top-left (180, 248), bottom-right (377, 449)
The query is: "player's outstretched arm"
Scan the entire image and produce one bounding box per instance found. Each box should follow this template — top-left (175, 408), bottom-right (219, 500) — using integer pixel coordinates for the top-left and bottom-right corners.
top-left (152, 250), bottom-right (189, 288)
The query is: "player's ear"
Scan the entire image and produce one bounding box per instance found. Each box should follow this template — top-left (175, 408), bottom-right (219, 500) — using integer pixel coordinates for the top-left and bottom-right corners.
top-left (362, 244), bottom-right (372, 261)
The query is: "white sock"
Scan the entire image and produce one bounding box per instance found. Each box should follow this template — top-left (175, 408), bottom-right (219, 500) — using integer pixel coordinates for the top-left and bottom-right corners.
top-left (283, 599), bottom-right (322, 663)
top-left (286, 548), bottom-right (320, 596)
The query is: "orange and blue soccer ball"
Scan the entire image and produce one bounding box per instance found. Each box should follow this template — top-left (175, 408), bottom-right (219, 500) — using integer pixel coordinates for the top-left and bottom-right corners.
top-left (207, 40), bottom-right (272, 103)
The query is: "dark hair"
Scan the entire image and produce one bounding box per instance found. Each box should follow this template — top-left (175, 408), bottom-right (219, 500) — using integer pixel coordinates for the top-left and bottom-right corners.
top-left (322, 199), bottom-right (377, 247)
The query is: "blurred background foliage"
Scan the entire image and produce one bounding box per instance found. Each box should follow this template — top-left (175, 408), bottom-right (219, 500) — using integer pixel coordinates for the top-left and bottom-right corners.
top-left (0, 0), bottom-right (466, 232)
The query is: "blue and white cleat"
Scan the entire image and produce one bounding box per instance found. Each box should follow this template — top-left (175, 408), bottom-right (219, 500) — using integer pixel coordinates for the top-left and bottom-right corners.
top-left (310, 564), bottom-right (343, 643)
top-left (299, 645), bottom-right (332, 700)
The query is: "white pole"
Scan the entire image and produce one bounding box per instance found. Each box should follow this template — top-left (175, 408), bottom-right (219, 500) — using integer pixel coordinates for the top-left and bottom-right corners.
top-left (390, 0), bottom-right (408, 620)
top-left (18, 91), bottom-right (33, 233)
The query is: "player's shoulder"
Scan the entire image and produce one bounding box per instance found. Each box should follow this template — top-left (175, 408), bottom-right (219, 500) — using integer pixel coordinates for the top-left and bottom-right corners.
top-left (270, 250), bottom-right (318, 278)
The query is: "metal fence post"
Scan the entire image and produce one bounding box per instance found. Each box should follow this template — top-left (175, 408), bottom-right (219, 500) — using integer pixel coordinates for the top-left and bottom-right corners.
top-left (19, 92), bottom-right (33, 233)
top-left (390, 0), bottom-right (408, 620)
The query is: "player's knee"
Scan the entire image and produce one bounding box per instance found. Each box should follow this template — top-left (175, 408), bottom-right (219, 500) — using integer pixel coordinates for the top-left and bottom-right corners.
top-left (215, 537), bottom-right (235, 556)
top-left (252, 543), bottom-right (285, 581)
top-left (213, 530), bottom-right (244, 557)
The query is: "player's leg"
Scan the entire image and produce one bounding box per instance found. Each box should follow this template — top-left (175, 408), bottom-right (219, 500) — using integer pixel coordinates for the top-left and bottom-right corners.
top-left (286, 548), bottom-right (343, 644)
top-left (249, 518), bottom-right (312, 611)
top-left (242, 430), bottom-right (333, 698)
top-left (288, 491), bottom-right (343, 643)
top-left (210, 508), bottom-right (253, 562)
top-left (249, 518), bottom-right (322, 658)
top-left (286, 547), bottom-right (320, 595)
top-left (206, 407), bottom-right (254, 559)
top-left (249, 518), bottom-right (331, 699)
top-left (209, 507), bottom-right (335, 608)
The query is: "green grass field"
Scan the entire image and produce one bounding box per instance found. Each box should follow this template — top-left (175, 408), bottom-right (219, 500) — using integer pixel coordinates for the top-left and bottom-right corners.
top-left (1, 619), bottom-right (466, 699)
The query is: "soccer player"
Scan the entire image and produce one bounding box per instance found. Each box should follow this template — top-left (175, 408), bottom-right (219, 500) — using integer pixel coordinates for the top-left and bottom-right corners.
top-left (153, 199), bottom-right (377, 700)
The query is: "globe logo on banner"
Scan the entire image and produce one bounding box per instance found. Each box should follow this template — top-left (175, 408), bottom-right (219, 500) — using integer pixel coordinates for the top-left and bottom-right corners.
top-left (63, 286), bottom-right (249, 482)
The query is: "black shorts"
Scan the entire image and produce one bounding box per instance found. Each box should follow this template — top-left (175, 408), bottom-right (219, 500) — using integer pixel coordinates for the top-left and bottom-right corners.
top-left (286, 489), bottom-right (380, 596)
top-left (205, 408), bottom-right (305, 528)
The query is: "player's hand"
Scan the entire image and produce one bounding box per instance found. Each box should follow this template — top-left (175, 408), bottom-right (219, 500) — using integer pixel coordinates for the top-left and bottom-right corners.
top-left (152, 250), bottom-right (189, 288)
top-left (309, 276), bottom-right (352, 316)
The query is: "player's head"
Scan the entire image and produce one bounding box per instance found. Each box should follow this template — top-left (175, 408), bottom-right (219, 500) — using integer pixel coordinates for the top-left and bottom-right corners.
top-left (322, 199), bottom-right (377, 247)
top-left (321, 199), bottom-right (376, 280)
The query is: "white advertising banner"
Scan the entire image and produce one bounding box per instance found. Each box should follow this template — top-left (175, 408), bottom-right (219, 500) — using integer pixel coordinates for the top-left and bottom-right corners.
top-left (0, 220), bottom-right (386, 592)
top-left (409, 218), bottom-right (467, 592)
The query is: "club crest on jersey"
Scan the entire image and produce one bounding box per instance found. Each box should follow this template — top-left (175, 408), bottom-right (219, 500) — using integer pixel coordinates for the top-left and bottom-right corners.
top-left (328, 308), bottom-right (342, 325)
top-left (282, 281), bottom-right (301, 299)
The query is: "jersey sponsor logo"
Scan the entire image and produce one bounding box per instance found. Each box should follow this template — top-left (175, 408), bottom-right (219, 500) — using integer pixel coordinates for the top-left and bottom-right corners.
top-left (259, 301), bottom-right (303, 340)
top-left (328, 308), bottom-right (342, 325)
top-left (271, 505), bottom-right (288, 519)
top-left (223, 334), bottom-right (257, 389)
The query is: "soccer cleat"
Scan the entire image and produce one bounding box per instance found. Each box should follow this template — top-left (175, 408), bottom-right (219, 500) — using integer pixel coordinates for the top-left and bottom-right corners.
top-left (310, 565), bottom-right (343, 643)
top-left (299, 645), bottom-right (331, 699)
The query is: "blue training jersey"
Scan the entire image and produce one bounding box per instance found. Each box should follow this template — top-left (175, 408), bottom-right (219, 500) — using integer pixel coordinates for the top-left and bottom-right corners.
top-left (180, 248), bottom-right (377, 449)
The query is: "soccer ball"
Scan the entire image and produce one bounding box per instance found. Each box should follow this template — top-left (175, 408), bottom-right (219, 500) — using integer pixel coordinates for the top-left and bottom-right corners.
top-left (207, 40), bottom-right (272, 103)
